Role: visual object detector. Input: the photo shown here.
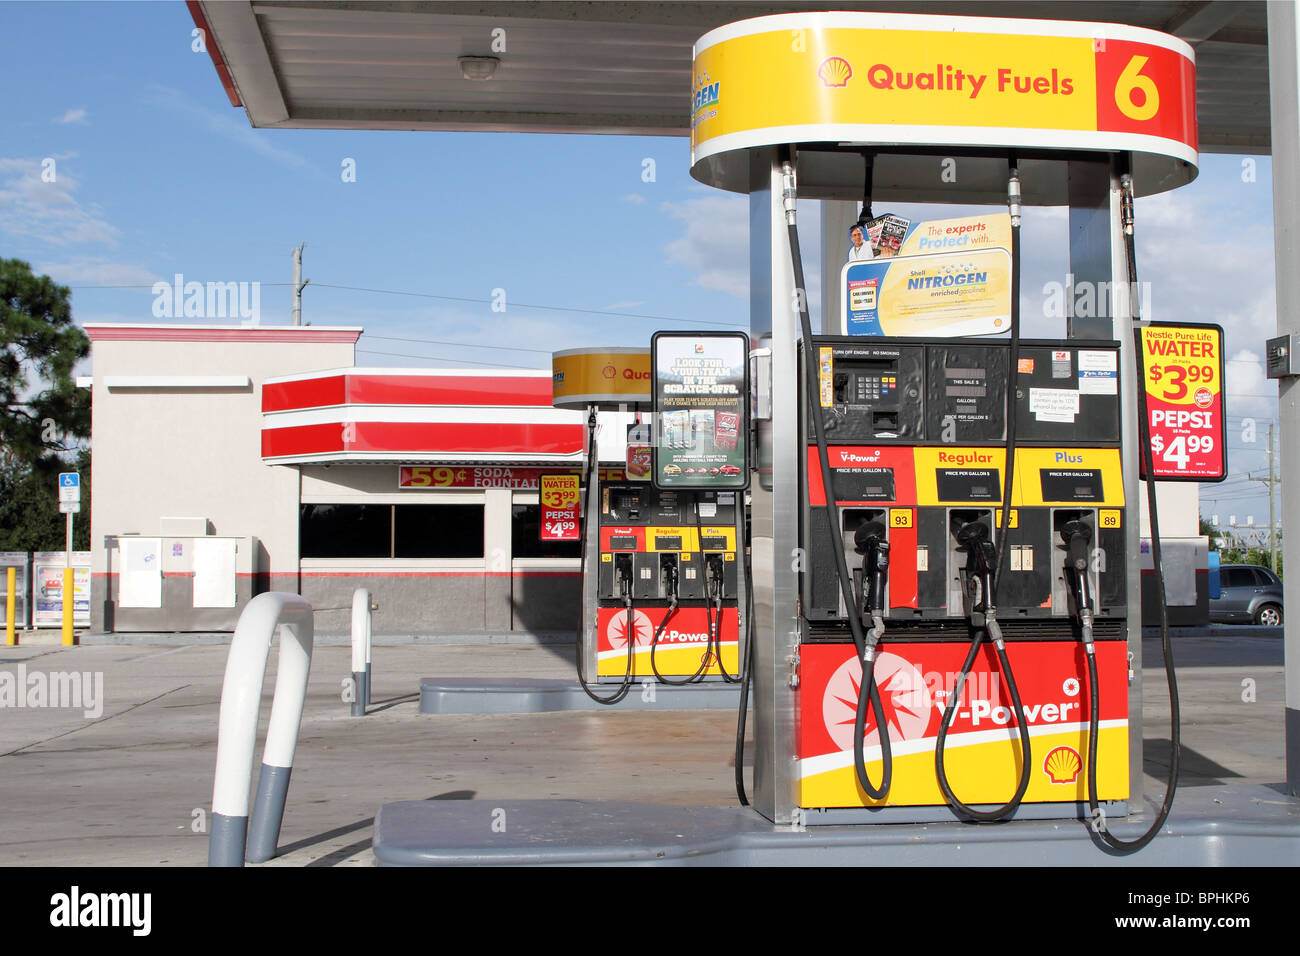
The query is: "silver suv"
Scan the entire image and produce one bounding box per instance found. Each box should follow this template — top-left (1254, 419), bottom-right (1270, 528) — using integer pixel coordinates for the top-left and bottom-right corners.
top-left (1211, 565), bottom-right (1283, 626)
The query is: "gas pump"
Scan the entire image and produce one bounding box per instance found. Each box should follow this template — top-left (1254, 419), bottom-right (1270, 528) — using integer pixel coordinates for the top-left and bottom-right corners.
top-left (687, 9), bottom-right (1200, 848)
top-left (553, 345), bottom-right (746, 701)
top-left (595, 481), bottom-right (742, 685)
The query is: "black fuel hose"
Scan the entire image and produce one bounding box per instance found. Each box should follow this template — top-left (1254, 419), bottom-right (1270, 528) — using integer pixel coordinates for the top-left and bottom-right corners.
top-left (934, 158), bottom-right (1033, 821)
top-left (650, 595), bottom-right (708, 686)
top-left (1083, 165), bottom-right (1180, 854)
top-left (574, 409), bottom-right (636, 706)
top-left (695, 501), bottom-right (739, 683)
top-left (735, 522), bottom-right (754, 806)
top-left (784, 154), bottom-right (892, 801)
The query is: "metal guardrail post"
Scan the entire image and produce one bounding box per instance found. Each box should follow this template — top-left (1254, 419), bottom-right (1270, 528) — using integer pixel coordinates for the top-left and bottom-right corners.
top-left (209, 592), bottom-right (314, 867)
top-left (5, 567), bottom-right (15, 646)
top-left (351, 588), bottom-right (373, 716)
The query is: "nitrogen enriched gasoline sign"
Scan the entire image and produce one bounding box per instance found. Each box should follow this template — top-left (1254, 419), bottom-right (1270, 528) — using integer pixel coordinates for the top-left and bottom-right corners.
top-left (1138, 323), bottom-right (1226, 481)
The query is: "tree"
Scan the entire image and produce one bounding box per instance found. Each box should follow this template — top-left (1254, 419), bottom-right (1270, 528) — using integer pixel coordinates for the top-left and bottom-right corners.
top-left (0, 260), bottom-right (91, 551)
top-left (1, 259), bottom-right (90, 463)
top-left (0, 448), bottom-right (91, 551)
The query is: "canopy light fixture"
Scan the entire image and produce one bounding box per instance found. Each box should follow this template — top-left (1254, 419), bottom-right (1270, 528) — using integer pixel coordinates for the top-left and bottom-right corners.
top-left (458, 56), bottom-right (499, 81)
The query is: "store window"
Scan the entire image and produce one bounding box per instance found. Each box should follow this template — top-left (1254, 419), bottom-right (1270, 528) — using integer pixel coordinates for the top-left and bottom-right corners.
top-left (299, 504), bottom-right (391, 558)
top-left (511, 504), bottom-right (581, 559)
top-left (300, 503), bottom-right (485, 558)
top-left (395, 504), bottom-right (484, 558)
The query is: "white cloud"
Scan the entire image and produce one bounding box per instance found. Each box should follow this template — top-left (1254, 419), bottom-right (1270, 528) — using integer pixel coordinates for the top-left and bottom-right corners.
top-left (142, 86), bottom-right (315, 173)
top-left (0, 156), bottom-right (120, 246)
top-left (55, 108), bottom-right (88, 125)
top-left (35, 258), bottom-right (162, 287)
top-left (661, 195), bottom-right (748, 298)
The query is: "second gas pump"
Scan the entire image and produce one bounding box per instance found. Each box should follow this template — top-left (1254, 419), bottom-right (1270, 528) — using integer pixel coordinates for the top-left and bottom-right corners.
top-left (552, 344), bottom-right (747, 703)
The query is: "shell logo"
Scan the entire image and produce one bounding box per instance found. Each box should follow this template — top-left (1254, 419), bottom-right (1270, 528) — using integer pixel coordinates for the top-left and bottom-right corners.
top-left (606, 609), bottom-right (653, 649)
top-left (819, 56), bottom-right (853, 88)
top-left (602, 364), bottom-right (617, 379)
top-left (1043, 745), bottom-right (1083, 784)
top-left (822, 652), bottom-right (932, 751)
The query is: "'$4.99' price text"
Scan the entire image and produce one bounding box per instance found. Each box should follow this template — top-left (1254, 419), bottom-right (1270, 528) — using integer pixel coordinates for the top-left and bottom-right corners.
top-left (1150, 433), bottom-right (1214, 471)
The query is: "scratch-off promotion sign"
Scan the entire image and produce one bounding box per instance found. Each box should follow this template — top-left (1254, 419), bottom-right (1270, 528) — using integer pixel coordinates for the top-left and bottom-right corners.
top-left (1138, 323), bottom-right (1226, 481)
top-left (539, 474), bottom-right (581, 541)
top-left (653, 332), bottom-right (750, 490)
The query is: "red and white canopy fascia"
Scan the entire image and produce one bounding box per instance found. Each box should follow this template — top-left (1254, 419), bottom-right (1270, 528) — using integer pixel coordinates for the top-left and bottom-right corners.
top-left (261, 367), bottom-right (584, 464)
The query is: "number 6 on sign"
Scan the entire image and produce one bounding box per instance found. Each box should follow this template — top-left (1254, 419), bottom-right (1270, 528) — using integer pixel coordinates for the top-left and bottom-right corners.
top-left (1115, 55), bottom-right (1159, 121)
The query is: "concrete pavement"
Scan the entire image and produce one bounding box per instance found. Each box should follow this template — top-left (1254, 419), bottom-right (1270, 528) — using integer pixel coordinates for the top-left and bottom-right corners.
top-left (0, 631), bottom-right (1288, 866)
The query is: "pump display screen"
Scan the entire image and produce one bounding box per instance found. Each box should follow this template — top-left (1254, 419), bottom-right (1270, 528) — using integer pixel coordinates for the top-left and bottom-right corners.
top-left (936, 469), bottom-right (1001, 501)
top-left (1040, 469), bottom-right (1104, 501)
top-left (831, 468), bottom-right (896, 501)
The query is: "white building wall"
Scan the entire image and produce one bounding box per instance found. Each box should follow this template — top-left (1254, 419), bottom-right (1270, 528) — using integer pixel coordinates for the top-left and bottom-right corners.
top-left (86, 327), bottom-right (358, 629)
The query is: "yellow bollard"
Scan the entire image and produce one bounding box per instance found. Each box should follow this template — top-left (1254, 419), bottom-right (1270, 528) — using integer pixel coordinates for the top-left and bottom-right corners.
top-left (61, 566), bottom-right (74, 646)
top-left (5, 566), bottom-right (14, 646)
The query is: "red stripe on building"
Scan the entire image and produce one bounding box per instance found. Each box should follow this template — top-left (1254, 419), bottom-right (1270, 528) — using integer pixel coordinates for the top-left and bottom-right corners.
top-left (262, 373), bottom-right (554, 411)
top-left (347, 374), bottom-right (554, 408)
top-left (262, 421), bottom-right (583, 458)
top-left (263, 375), bottom-right (348, 412)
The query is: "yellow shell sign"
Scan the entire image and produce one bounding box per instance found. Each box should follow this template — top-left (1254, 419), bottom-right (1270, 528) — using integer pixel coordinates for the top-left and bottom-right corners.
top-left (552, 347), bottom-right (652, 408)
top-left (691, 12), bottom-right (1198, 195)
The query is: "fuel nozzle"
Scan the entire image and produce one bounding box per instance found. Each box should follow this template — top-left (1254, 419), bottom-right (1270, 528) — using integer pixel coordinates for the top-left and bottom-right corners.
top-left (1060, 520), bottom-right (1095, 645)
top-left (957, 521), bottom-right (997, 622)
top-left (660, 555), bottom-right (680, 604)
top-left (615, 555), bottom-right (634, 602)
top-left (854, 521), bottom-right (890, 611)
top-left (705, 554), bottom-right (726, 600)
top-left (854, 521), bottom-right (890, 645)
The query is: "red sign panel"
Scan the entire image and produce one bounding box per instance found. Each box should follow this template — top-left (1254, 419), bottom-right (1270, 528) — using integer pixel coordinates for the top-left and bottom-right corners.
top-left (1138, 323), bottom-right (1226, 481)
top-left (539, 474), bottom-right (581, 542)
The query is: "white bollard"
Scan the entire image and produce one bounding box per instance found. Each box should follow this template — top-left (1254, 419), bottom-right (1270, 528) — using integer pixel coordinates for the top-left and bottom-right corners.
top-left (350, 588), bottom-right (372, 716)
top-left (209, 592), bottom-right (314, 867)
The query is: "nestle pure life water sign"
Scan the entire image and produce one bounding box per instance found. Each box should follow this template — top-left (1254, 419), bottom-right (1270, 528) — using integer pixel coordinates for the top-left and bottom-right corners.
top-left (842, 214), bottom-right (1012, 337)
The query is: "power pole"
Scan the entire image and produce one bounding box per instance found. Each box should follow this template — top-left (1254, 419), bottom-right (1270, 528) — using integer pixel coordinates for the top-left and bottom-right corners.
top-left (1245, 428), bottom-right (1281, 574)
top-left (289, 243), bottom-right (306, 325)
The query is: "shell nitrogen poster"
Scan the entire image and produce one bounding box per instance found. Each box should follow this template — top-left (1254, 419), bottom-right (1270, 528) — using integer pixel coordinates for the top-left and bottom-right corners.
top-left (842, 214), bottom-right (1013, 337)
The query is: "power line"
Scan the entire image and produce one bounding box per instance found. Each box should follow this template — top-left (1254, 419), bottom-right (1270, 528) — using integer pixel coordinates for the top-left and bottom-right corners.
top-left (354, 348), bottom-right (545, 371)
top-left (362, 334), bottom-right (554, 356)
top-left (69, 280), bottom-right (747, 329)
top-left (311, 283), bottom-right (747, 328)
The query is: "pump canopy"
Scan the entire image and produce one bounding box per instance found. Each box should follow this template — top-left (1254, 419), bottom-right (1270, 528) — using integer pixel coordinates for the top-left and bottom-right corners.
top-left (689, 11), bottom-right (1198, 203)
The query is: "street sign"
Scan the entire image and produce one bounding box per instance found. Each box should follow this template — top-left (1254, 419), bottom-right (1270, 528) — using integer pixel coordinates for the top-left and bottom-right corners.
top-left (58, 473), bottom-right (80, 503)
top-left (59, 501), bottom-right (80, 514)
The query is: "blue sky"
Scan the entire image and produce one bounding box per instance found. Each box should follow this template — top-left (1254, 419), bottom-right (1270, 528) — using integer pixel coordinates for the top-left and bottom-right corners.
top-left (0, 1), bottom-right (1282, 532)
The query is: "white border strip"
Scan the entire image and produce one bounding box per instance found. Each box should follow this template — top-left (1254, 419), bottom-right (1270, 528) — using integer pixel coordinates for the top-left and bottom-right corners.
top-left (694, 124), bottom-right (1198, 170)
top-left (263, 366), bottom-right (552, 386)
top-left (798, 718), bottom-right (1128, 778)
top-left (694, 12), bottom-right (1195, 61)
top-left (105, 375), bottom-right (252, 389)
top-left (262, 406), bottom-right (583, 428)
